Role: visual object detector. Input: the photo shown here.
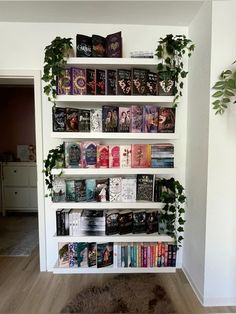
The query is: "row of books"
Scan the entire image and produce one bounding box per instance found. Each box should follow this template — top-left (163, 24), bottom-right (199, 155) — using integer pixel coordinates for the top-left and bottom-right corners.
top-left (63, 142), bottom-right (174, 169)
top-left (52, 175), bottom-right (165, 203)
top-left (57, 67), bottom-right (172, 96)
top-left (53, 106), bottom-right (176, 133)
top-left (56, 208), bottom-right (160, 236)
top-left (76, 32), bottom-right (122, 58)
top-left (58, 242), bottom-right (177, 268)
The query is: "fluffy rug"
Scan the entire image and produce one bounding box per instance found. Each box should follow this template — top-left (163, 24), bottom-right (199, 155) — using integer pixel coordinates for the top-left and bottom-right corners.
top-left (0, 213), bottom-right (38, 256)
top-left (61, 274), bottom-right (175, 313)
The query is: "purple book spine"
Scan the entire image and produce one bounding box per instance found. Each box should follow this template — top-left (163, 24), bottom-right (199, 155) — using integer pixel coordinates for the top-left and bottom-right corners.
top-left (71, 68), bottom-right (86, 95)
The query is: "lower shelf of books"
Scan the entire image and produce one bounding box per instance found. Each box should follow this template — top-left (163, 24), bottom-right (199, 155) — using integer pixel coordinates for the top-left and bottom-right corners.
top-left (53, 265), bottom-right (176, 274)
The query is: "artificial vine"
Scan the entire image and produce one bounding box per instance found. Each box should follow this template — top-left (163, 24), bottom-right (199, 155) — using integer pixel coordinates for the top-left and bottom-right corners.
top-left (158, 177), bottom-right (186, 247)
top-left (156, 34), bottom-right (195, 107)
top-left (42, 36), bottom-right (73, 102)
top-left (212, 60), bottom-right (236, 114)
top-left (43, 144), bottom-right (64, 196)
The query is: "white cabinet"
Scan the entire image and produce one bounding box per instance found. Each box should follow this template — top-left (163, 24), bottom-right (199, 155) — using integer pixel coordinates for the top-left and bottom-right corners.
top-left (1, 162), bottom-right (37, 215)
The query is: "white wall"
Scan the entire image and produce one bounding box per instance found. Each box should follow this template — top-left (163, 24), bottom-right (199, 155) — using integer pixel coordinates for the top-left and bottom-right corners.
top-left (183, 1), bottom-right (212, 303)
top-left (0, 22), bottom-right (188, 270)
top-left (204, 0), bottom-right (236, 306)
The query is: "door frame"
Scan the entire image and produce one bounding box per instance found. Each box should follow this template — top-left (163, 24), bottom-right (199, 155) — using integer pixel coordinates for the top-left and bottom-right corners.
top-left (0, 69), bottom-right (46, 271)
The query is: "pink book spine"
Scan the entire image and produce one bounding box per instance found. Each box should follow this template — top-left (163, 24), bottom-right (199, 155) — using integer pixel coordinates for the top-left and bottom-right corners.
top-left (109, 145), bottom-right (120, 168)
top-left (97, 145), bottom-right (109, 168)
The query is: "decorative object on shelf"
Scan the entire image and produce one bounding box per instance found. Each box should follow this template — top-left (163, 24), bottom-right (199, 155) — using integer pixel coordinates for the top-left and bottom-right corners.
top-left (43, 144), bottom-right (64, 196)
top-left (157, 177), bottom-right (186, 247)
top-left (212, 60), bottom-right (236, 114)
top-left (155, 34), bottom-right (195, 107)
top-left (42, 36), bottom-right (73, 102)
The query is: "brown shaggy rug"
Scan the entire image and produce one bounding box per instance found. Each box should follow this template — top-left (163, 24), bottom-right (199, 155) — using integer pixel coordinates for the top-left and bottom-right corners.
top-left (61, 274), bottom-right (176, 313)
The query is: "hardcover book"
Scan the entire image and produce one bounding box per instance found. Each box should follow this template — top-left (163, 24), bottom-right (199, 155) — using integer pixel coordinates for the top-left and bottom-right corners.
top-left (66, 180), bottom-right (76, 202)
top-left (109, 145), bottom-right (120, 168)
top-left (97, 242), bottom-right (113, 268)
top-left (96, 69), bottom-right (106, 95)
top-left (131, 144), bottom-right (151, 168)
top-left (120, 145), bottom-right (132, 168)
top-left (92, 34), bottom-right (106, 57)
top-left (88, 242), bottom-right (97, 267)
top-left (132, 68), bottom-right (148, 95)
top-left (90, 108), bottom-right (102, 132)
top-left (117, 69), bottom-right (132, 95)
top-left (136, 174), bottom-right (154, 201)
top-left (154, 177), bottom-right (163, 202)
top-left (121, 177), bottom-right (136, 202)
top-left (102, 106), bottom-right (119, 132)
top-left (118, 210), bottom-right (133, 234)
top-left (105, 210), bottom-right (119, 235)
top-left (143, 105), bottom-right (158, 133)
top-left (106, 70), bottom-right (117, 95)
top-left (158, 77), bottom-right (174, 96)
top-left (75, 179), bottom-right (86, 202)
top-left (146, 210), bottom-right (159, 234)
top-left (78, 109), bottom-right (90, 132)
top-left (76, 34), bottom-right (92, 57)
top-left (64, 142), bottom-right (82, 168)
top-left (133, 210), bottom-right (146, 234)
top-left (85, 179), bottom-right (96, 202)
top-left (106, 31), bottom-right (122, 58)
top-left (58, 243), bottom-right (69, 267)
top-left (52, 177), bottom-right (66, 202)
top-left (131, 105), bottom-right (143, 132)
top-left (158, 107), bottom-right (176, 133)
top-left (118, 107), bottom-right (131, 132)
top-left (56, 209), bottom-right (63, 236)
top-left (146, 72), bottom-right (158, 95)
top-left (71, 68), bottom-right (86, 95)
top-left (95, 178), bottom-right (109, 202)
top-left (96, 145), bottom-right (109, 168)
top-left (109, 177), bottom-right (122, 202)
top-left (57, 69), bottom-right (71, 95)
top-left (86, 69), bottom-right (95, 95)
top-left (61, 209), bottom-right (71, 235)
top-left (69, 242), bottom-right (78, 267)
top-left (83, 142), bottom-right (97, 168)
top-left (77, 242), bottom-right (88, 267)
top-left (52, 107), bottom-right (66, 132)
top-left (66, 108), bottom-right (79, 132)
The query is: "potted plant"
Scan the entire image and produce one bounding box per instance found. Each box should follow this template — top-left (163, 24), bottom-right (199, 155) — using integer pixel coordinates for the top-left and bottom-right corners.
top-left (155, 34), bottom-right (195, 107)
top-left (212, 60), bottom-right (236, 114)
top-left (42, 36), bottom-right (74, 103)
top-left (43, 144), bottom-right (64, 196)
top-left (157, 177), bottom-right (186, 247)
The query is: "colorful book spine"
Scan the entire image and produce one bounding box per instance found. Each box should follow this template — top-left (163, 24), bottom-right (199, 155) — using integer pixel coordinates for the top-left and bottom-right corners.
top-left (109, 145), bottom-right (120, 168)
top-left (71, 68), bottom-right (86, 95)
top-left (96, 145), bottom-right (109, 168)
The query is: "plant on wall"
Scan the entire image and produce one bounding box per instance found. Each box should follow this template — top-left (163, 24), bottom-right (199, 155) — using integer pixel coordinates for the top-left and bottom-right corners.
top-left (43, 144), bottom-right (64, 196)
top-left (155, 34), bottom-right (195, 107)
top-left (212, 61), bottom-right (236, 114)
top-left (42, 36), bottom-right (73, 102)
top-left (158, 177), bottom-right (186, 247)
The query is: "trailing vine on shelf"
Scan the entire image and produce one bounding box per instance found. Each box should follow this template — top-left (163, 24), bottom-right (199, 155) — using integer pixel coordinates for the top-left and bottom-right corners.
top-left (155, 34), bottom-right (195, 107)
top-left (43, 144), bottom-right (64, 196)
top-left (42, 36), bottom-right (73, 103)
top-left (158, 177), bottom-right (186, 247)
top-left (212, 60), bottom-right (236, 114)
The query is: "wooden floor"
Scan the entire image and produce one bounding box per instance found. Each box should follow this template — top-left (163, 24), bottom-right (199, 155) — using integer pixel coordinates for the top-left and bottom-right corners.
top-left (0, 248), bottom-right (236, 314)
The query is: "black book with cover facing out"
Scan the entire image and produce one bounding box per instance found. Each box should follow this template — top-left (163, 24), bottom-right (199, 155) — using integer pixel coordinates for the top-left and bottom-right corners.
top-left (146, 210), bottom-right (159, 234)
top-left (106, 31), bottom-right (122, 58)
top-left (52, 107), bottom-right (66, 132)
top-left (66, 108), bottom-right (79, 132)
top-left (146, 72), bottom-right (158, 96)
top-left (86, 69), bottom-right (95, 95)
top-left (96, 70), bottom-right (106, 95)
top-left (117, 69), bottom-right (132, 95)
top-left (76, 34), bottom-right (92, 57)
top-left (92, 35), bottom-right (106, 57)
top-left (118, 210), bottom-right (133, 235)
top-left (75, 179), bottom-right (86, 202)
top-left (132, 68), bottom-right (148, 95)
top-left (78, 109), bottom-right (90, 132)
top-left (136, 174), bottom-right (154, 202)
top-left (105, 210), bottom-right (119, 235)
top-left (133, 210), bottom-right (146, 234)
top-left (106, 70), bottom-right (117, 95)
top-left (102, 106), bottom-right (119, 133)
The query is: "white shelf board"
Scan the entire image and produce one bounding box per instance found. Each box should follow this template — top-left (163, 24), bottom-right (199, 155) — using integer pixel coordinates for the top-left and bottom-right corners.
top-left (55, 95), bottom-right (174, 103)
top-left (51, 132), bottom-right (178, 140)
top-left (51, 168), bottom-right (176, 176)
top-left (67, 57), bottom-right (158, 66)
top-left (53, 266), bottom-right (176, 274)
top-left (51, 201), bottom-right (164, 209)
top-left (54, 233), bottom-right (173, 243)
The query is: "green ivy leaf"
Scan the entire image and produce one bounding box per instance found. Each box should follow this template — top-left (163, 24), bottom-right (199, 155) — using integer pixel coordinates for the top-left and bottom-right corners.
top-left (212, 91), bottom-right (224, 97)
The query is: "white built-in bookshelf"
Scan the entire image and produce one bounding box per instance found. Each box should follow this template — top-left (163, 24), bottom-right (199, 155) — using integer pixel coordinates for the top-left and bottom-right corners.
top-left (51, 57), bottom-right (177, 274)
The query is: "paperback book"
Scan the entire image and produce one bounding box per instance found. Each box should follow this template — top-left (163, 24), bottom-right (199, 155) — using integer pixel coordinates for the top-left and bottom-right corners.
top-left (90, 108), bottom-right (102, 132)
top-left (66, 108), bottom-right (79, 132)
top-left (64, 142), bottom-right (82, 168)
top-left (109, 145), bottom-right (120, 168)
top-left (95, 178), bottom-right (109, 202)
top-left (78, 109), bottom-right (90, 132)
top-left (106, 69), bottom-right (117, 95)
top-left (52, 177), bottom-right (66, 202)
top-left (76, 34), bottom-right (92, 57)
top-left (136, 174), bottom-right (154, 201)
top-left (106, 31), bottom-right (122, 58)
top-left (97, 242), bottom-right (113, 268)
top-left (77, 242), bottom-right (88, 267)
top-left (118, 210), bottom-right (133, 234)
top-left (92, 34), bottom-right (106, 57)
top-left (132, 68), bottom-right (148, 95)
top-left (52, 107), bottom-right (66, 132)
top-left (133, 210), bottom-right (146, 234)
top-left (83, 142), bottom-right (97, 168)
top-left (57, 69), bottom-right (71, 95)
top-left (85, 179), bottom-right (96, 202)
top-left (121, 177), bottom-right (136, 202)
top-left (66, 180), bottom-right (76, 202)
top-left (117, 69), bottom-right (132, 95)
top-left (158, 107), bottom-right (176, 133)
top-left (143, 105), bottom-right (158, 133)
top-left (146, 72), bottom-right (158, 95)
top-left (86, 69), bottom-right (95, 95)
top-left (131, 144), bottom-right (151, 168)
top-left (105, 210), bottom-right (119, 235)
top-left (74, 179), bottom-right (86, 202)
top-left (131, 105), bottom-right (143, 132)
top-left (96, 69), bottom-right (106, 95)
top-left (146, 210), bottom-right (159, 234)
top-left (118, 107), bottom-right (131, 132)
top-left (96, 145), bottom-right (109, 168)
top-left (109, 177), bottom-right (122, 202)
top-left (120, 145), bottom-right (132, 168)
top-left (102, 106), bottom-right (119, 132)
top-left (88, 242), bottom-right (97, 267)
top-left (71, 68), bottom-right (86, 95)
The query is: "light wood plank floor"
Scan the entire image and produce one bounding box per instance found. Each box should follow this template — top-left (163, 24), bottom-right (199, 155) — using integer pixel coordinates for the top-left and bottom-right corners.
top-left (0, 248), bottom-right (236, 313)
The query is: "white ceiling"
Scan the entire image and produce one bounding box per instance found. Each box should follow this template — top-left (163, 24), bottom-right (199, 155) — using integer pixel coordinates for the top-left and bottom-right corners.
top-left (0, 1), bottom-right (204, 26)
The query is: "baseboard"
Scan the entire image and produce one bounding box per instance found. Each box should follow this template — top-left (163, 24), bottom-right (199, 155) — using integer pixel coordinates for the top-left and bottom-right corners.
top-left (182, 266), bottom-right (204, 305)
top-left (203, 296), bottom-right (236, 307)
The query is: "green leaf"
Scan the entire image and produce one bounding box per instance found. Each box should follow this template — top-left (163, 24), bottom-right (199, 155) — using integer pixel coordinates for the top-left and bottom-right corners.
top-left (225, 90), bottom-right (235, 97)
top-left (212, 99), bottom-right (220, 105)
top-left (212, 91), bottom-right (224, 97)
top-left (222, 98), bottom-right (230, 103)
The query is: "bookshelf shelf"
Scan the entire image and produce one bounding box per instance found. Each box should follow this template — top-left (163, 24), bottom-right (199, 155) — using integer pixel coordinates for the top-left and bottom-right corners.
top-left (51, 132), bottom-right (178, 140)
top-left (51, 168), bottom-right (176, 176)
